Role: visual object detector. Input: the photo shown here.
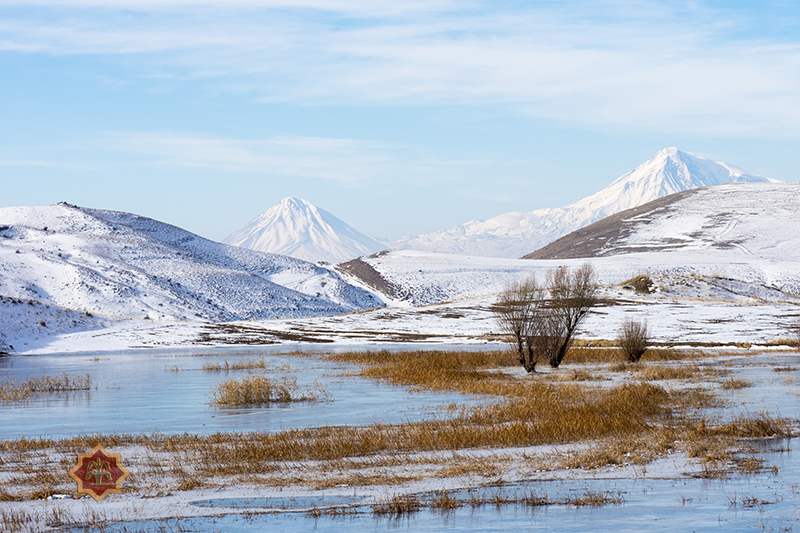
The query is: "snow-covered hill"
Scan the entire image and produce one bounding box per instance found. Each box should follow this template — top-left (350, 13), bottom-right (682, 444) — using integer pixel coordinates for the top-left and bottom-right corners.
top-left (389, 148), bottom-right (776, 258)
top-left (529, 182), bottom-right (800, 261)
top-left (0, 203), bottom-right (383, 343)
top-left (347, 183), bottom-right (800, 306)
top-left (224, 197), bottom-right (387, 263)
top-left (11, 183), bottom-right (800, 353)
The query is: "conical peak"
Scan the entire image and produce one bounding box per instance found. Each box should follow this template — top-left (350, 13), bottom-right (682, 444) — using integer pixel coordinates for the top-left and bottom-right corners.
top-left (657, 147), bottom-right (680, 157)
top-left (224, 197), bottom-right (387, 262)
top-left (278, 197), bottom-right (313, 211)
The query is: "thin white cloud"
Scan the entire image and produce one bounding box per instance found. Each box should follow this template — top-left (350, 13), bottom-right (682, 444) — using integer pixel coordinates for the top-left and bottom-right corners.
top-left (103, 132), bottom-right (400, 184)
top-left (2, 1), bottom-right (800, 136)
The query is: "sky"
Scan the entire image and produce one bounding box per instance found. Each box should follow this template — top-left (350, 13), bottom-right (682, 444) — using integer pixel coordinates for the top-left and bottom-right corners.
top-left (1, 1), bottom-right (799, 242)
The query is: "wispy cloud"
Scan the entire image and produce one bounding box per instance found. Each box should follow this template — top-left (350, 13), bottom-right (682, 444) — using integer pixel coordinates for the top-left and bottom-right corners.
top-left (2, 1), bottom-right (800, 136)
top-left (103, 132), bottom-right (402, 184)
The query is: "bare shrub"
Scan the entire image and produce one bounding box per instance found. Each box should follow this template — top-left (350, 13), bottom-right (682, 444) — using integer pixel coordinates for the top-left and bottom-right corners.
top-left (617, 318), bottom-right (649, 363)
top-left (543, 263), bottom-right (599, 368)
top-left (493, 263), bottom-right (599, 371)
top-left (493, 277), bottom-right (546, 372)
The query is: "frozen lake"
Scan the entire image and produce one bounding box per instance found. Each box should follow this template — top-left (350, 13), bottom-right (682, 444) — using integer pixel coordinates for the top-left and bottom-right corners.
top-left (0, 345), bottom-right (489, 439)
top-left (2, 347), bottom-right (798, 532)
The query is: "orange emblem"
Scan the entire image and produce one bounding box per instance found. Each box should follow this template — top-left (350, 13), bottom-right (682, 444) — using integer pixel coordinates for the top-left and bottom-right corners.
top-left (69, 445), bottom-right (129, 501)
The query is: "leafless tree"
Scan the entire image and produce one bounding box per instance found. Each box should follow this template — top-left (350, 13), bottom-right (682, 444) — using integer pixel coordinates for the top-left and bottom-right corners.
top-left (543, 263), bottom-right (599, 368)
top-left (493, 277), bottom-right (545, 373)
top-left (618, 318), bottom-right (649, 363)
top-left (494, 263), bottom-right (599, 372)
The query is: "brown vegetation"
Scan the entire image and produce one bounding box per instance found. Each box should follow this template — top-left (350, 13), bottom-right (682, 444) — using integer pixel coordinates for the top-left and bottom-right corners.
top-left (617, 318), bottom-right (649, 362)
top-left (622, 275), bottom-right (654, 294)
top-left (210, 376), bottom-right (328, 405)
top-left (0, 373), bottom-right (91, 401)
top-left (202, 357), bottom-right (268, 371)
top-left (493, 264), bottom-right (599, 371)
top-left (1, 348), bottom-right (796, 532)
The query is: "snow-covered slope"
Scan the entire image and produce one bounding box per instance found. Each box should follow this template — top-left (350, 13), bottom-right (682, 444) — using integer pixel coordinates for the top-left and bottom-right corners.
top-left (224, 197), bottom-right (387, 264)
top-left (0, 203), bottom-right (384, 332)
top-left (348, 183), bottom-right (800, 306)
top-left (389, 148), bottom-right (776, 258)
top-left (578, 182), bottom-right (800, 260)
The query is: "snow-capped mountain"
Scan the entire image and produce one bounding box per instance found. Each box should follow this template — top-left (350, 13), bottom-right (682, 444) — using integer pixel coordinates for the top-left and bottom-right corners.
top-left (389, 148), bottom-right (777, 258)
top-left (0, 203), bottom-right (384, 329)
top-left (528, 182), bottom-right (800, 262)
top-left (224, 197), bottom-right (387, 264)
top-left (346, 183), bottom-right (800, 306)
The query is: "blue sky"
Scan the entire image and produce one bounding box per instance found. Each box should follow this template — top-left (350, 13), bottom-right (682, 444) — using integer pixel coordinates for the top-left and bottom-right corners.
top-left (1, 1), bottom-right (799, 241)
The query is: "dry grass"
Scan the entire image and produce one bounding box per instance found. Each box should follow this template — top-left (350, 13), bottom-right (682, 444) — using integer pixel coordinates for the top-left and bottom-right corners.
top-left (639, 365), bottom-right (703, 381)
top-left (552, 369), bottom-right (599, 382)
top-left (430, 491), bottom-right (461, 509)
top-left (372, 494), bottom-right (421, 516)
top-left (622, 274), bottom-right (654, 294)
top-left (1, 347), bottom-right (796, 531)
top-left (202, 357), bottom-right (268, 371)
top-left (209, 376), bottom-right (328, 405)
top-left (0, 373), bottom-right (91, 401)
top-left (720, 377), bottom-right (753, 389)
top-left (562, 346), bottom-right (710, 365)
top-left (566, 489), bottom-right (625, 507)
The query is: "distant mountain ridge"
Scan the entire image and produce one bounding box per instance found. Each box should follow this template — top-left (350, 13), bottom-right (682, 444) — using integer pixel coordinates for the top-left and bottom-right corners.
top-left (388, 148), bottom-right (777, 258)
top-left (224, 197), bottom-right (387, 264)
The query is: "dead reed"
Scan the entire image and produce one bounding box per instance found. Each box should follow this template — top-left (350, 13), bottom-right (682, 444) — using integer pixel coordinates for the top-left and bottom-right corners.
top-left (639, 365), bottom-right (702, 381)
top-left (720, 377), bottom-right (753, 390)
top-left (202, 357), bottom-right (268, 371)
top-left (209, 376), bottom-right (328, 405)
top-left (372, 494), bottom-right (421, 516)
top-left (0, 373), bottom-right (91, 401)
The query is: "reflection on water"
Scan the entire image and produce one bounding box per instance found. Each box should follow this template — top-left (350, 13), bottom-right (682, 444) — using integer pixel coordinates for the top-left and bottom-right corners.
top-left (192, 495), bottom-right (371, 510)
top-left (0, 345), bottom-right (487, 439)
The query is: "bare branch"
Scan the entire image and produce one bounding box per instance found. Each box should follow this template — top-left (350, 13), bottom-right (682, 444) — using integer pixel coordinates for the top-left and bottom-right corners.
top-left (618, 318), bottom-right (649, 363)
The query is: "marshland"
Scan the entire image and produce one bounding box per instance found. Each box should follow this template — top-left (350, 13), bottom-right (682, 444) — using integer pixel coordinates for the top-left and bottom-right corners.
top-left (0, 344), bottom-right (798, 532)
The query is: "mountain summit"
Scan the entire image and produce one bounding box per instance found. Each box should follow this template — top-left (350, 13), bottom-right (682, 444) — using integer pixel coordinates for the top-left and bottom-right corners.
top-left (224, 197), bottom-right (387, 264)
top-left (388, 148), bottom-right (776, 258)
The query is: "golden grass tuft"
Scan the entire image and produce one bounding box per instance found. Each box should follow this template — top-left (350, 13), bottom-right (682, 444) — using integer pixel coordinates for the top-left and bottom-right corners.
top-left (566, 489), bottom-right (624, 507)
top-left (372, 494), bottom-right (421, 516)
top-left (720, 377), bottom-right (753, 390)
top-left (621, 275), bottom-right (653, 294)
top-left (715, 414), bottom-right (795, 438)
top-left (202, 357), bottom-right (268, 372)
top-left (639, 365), bottom-right (702, 381)
top-left (430, 491), bottom-right (461, 510)
top-left (0, 373), bottom-right (91, 401)
top-left (209, 376), bottom-right (328, 405)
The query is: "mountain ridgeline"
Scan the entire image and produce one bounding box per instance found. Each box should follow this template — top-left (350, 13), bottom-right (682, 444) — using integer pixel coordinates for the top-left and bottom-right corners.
top-left (388, 148), bottom-right (775, 258)
top-left (224, 197), bottom-right (387, 264)
top-left (0, 203), bottom-right (384, 325)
